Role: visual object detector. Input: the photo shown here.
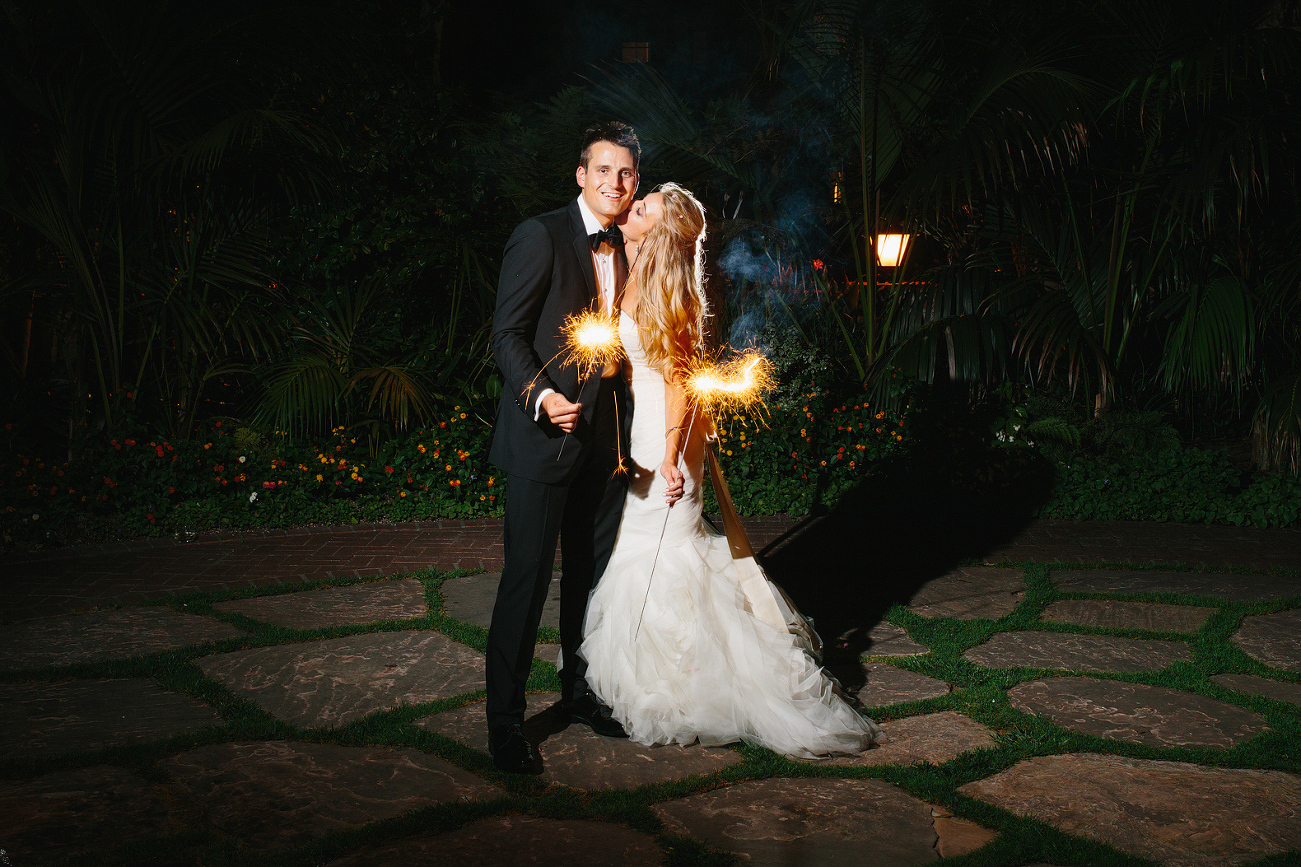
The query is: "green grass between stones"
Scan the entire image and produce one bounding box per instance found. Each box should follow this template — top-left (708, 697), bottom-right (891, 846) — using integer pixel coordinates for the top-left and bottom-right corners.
top-left (2, 561), bottom-right (1299, 867)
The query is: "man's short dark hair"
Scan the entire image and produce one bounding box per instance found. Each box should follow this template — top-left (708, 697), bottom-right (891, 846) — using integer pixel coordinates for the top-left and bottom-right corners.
top-left (579, 122), bottom-right (640, 172)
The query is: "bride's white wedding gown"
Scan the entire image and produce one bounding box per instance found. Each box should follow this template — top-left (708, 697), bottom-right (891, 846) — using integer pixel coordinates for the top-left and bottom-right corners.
top-left (579, 313), bottom-right (882, 758)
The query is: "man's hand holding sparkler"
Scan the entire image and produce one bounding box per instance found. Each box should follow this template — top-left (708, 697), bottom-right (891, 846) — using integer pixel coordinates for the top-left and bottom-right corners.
top-left (540, 392), bottom-right (582, 433)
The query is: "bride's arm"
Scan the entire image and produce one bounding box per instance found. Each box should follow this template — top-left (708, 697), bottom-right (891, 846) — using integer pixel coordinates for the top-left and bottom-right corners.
top-left (659, 338), bottom-right (697, 504)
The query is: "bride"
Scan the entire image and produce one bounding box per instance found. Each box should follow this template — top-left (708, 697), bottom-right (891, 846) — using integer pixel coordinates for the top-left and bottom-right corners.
top-left (579, 183), bottom-right (882, 758)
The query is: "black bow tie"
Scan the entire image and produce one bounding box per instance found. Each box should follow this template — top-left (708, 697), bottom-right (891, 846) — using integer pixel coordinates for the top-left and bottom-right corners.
top-left (589, 225), bottom-right (623, 250)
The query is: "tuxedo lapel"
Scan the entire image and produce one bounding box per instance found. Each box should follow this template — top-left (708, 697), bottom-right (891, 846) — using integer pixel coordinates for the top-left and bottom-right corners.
top-left (568, 202), bottom-right (598, 306)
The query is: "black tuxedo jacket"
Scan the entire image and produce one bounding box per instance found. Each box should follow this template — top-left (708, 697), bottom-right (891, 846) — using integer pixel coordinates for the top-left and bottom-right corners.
top-left (489, 199), bottom-right (627, 485)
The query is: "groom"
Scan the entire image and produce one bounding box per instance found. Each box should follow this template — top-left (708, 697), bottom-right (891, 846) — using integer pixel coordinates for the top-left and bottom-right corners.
top-left (485, 122), bottom-right (639, 773)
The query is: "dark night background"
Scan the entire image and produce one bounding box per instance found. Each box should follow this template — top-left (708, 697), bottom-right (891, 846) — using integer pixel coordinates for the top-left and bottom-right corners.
top-left (2, 0), bottom-right (1299, 552)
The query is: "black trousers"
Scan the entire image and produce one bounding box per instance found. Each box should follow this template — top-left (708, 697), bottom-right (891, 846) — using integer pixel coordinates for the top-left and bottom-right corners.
top-left (485, 377), bottom-right (627, 730)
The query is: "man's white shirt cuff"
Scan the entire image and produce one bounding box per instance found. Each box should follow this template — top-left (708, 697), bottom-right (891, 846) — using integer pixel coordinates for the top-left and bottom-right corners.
top-left (534, 388), bottom-right (555, 421)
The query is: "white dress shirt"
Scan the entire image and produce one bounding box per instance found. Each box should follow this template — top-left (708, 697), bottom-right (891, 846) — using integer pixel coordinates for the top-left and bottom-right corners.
top-left (534, 196), bottom-right (621, 419)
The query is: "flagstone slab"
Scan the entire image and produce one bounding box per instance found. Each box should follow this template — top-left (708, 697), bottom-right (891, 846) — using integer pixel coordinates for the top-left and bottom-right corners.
top-left (964, 631), bottom-right (1190, 673)
top-left (0, 765), bottom-right (194, 865)
top-left (442, 572), bottom-right (561, 630)
top-left (907, 567), bottom-right (1025, 620)
top-left (863, 621), bottom-right (930, 656)
top-left (1009, 677), bottom-right (1267, 748)
top-left (961, 753), bottom-right (1301, 867)
top-left (0, 607), bottom-right (243, 670)
top-left (161, 740), bottom-right (501, 851)
top-left (929, 804), bottom-right (1000, 859)
top-left (324, 816), bottom-right (662, 866)
top-left (416, 693), bottom-right (743, 790)
top-left (197, 631), bottom-right (483, 728)
top-left (655, 777), bottom-right (975, 864)
top-left (0, 679), bottom-right (223, 759)
top-left (854, 662), bottom-right (950, 709)
top-left (828, 711), bottom-right (996, 768)
top-left (214, 578), bottom-right (427, 629)
top-left (1041, 599), bottom-right (1214, 633)
top-left (1211, 673), bottom-right (1301, 708)
top-left (1052, 569), bottom-right (1301, 602)
top-left (1230, 609), bottom-right (1301, 673)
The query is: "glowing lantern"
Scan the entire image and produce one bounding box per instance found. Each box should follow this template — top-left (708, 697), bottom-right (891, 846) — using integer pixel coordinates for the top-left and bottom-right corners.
top-left (875, 233), bottom-right (911, 268)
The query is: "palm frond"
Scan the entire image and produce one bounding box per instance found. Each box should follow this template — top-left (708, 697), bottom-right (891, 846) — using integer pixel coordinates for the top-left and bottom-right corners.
top-left (348, 365), bottom-right (435, 432)
top-left (1156, 275), bottom-right (1255, 399)
top-left (254, 353), bottom-right (350, 439)
top-left (1253, 372), bottom-right (1301, 476)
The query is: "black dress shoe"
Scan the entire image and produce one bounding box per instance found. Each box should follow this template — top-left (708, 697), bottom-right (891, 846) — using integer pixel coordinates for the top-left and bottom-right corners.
top-left (564, 694), bottom-right (629, 738)
top-left (488, 723), bottom-right (540, 774)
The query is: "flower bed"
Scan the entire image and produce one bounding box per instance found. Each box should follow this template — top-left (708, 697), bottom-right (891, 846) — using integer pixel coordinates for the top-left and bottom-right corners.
top-left (5, 388), bottom-right (1298, 552)
top-left (0, 392), bottom-right (908, 550)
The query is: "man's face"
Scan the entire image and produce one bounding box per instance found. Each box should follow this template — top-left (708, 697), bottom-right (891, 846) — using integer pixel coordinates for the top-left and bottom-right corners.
top-left (577, 142), bottom-right (637, 226)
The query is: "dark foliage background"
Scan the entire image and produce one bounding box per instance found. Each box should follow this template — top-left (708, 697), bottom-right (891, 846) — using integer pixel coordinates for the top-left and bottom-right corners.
top-left (2, 0), bottom-right (1299, 549)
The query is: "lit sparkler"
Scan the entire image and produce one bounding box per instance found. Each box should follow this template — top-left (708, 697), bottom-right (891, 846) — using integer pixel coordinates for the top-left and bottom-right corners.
top-left (686, 349), bottom-right (775, 418)
top-left (551, 309), bottom-right (624, 462)
top-left (560, 310), bottom-right (624, 378)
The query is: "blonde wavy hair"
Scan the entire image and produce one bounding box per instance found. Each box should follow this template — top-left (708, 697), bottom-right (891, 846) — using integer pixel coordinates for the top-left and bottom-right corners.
top-left (629, 183), bottom-right (708, 377)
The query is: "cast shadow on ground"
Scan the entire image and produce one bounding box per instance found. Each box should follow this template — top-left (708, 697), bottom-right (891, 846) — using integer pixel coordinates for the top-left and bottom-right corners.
top-left (757, 415), bottom-right (1055, 692)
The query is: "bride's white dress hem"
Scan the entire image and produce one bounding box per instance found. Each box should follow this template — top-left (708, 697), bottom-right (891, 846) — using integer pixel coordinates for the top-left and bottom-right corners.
top-left (579, 313), bottom-right (882, 760)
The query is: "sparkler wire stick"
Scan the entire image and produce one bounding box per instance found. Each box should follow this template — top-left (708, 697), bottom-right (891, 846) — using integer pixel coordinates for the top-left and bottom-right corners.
top-left (633, 349), bottom-right (775, 639)
top-left (634, 397), bottom-right (699, 639)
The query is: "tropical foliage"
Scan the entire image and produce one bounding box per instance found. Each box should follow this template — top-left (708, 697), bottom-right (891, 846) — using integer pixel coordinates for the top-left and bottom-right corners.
top-left (0, 0), bottom-right (346, 447)
top-left (585, 0), bottom-right (1301, 474)
top-left (2, 0), bottom-right (1298, 550)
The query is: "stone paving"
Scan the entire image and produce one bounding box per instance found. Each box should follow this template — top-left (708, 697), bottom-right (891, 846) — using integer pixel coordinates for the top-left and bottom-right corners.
top-left (962, 754), bottom-right (1301, 867)
top-left (197, 631), bottom-right (486, 728)
top-left (213, 577), bottom-right (428, 629)
top-left (1008, 678), bottom-right (1269, 748)
top-left (965, 631), bottom-right (1192, 673)
top-left (1040, 598), bottom-right (1215, 632)
top-left (0, 606), bottom-right (244, 669)
top-left (0, 519), bottom-right (1299, 866)
top-left (161, 740), bottom-right (502, 850)
top-left (1, 678), bottom-right (224, 759)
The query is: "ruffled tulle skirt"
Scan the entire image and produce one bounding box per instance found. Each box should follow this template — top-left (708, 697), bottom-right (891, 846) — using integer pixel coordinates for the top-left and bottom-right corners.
top-left (579, 314), bottom-right (881, 759)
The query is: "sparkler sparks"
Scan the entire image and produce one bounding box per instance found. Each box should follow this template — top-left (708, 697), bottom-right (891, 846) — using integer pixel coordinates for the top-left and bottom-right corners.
top-left (560, 310), bottom-right (623, 378)
top-left (686, 349), bottom-right (775, 417)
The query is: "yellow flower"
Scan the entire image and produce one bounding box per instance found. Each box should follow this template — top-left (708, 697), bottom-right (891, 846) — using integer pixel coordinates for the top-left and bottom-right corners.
top-left (316, 474), bottom-right (323, 482)
top-left (400, 491), bottom-right (407, 497)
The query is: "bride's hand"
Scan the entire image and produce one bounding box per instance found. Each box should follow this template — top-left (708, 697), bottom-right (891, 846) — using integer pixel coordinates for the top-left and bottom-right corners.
top-left (660, 460), bottom-right (684, 506)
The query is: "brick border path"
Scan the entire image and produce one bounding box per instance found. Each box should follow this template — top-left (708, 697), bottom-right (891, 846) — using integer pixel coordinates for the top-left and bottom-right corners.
top-left (4, 518), bottom-right (1298, 622)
